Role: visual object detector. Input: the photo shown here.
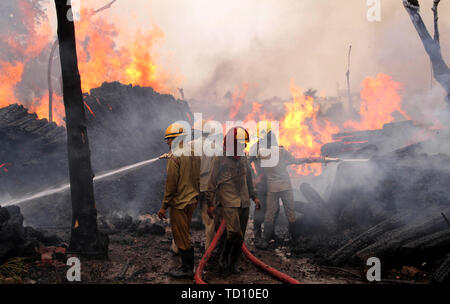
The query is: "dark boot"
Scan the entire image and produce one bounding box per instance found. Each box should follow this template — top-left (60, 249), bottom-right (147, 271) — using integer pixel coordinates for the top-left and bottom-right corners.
top-left (254, 221), bottom-right (264, 247)
top-left (229, 241), bottom-right (242, 274)
top-left (256, 222), bottom-right (274, 250)
top-left (254, 221), bottom-right (262, 239)
top-left (168, 248), bottom-right (194, 279)
top-left (288, 219), bottom-right (302, 245)
top-left (219, 239), bottom-right (233, 272)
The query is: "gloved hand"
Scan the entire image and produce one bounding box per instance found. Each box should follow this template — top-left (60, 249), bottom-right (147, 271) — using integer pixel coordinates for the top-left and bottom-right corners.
top-left (159, 152), bottom-right (172, 159)
top-left (253, 198), bottom-right (261, 210)
top-left (207, 206), bottom-right (216, 219)
top-left (158, 208), bottom-right (167, 220)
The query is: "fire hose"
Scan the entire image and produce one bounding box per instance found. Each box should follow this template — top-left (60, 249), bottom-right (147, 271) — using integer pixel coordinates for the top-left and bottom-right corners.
top-left (194, 219), bottom-right (301, 284)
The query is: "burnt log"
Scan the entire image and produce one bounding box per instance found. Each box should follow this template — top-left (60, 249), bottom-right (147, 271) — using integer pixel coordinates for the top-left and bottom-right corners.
top-left (433, 254), bottom-right (450, 284)
top-left (400, 229), bottom-right (450, 263)
top-left (297, 183), bottom-right (336, 234)
top-left (0, 205), bottom-right (61, 262)
top-left (300, 183), bottom-right (326, 208)
top-left (0, 104), bottom-right (67, 197)
top-left (355, 208), bottom-right (450, 264)
top-left (329, 211), bottom-right (414, 265)
top-left (322, 121), bottom-right (421, 158)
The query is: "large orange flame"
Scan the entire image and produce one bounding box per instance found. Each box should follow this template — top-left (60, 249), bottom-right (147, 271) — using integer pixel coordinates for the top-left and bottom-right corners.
top-left (344, 73), bottom-right (410, 130)
top-left (0, 62), bottom-right (24, 107)
top-left (75, 7), bottom-right (177, 95)
top-left (239, 74), bottom-right (414, 176)
top-left (0, 3), bottom-right (179, 126)
top-left (279, 82), bottom-right (339, 175)
top-left (229, 84), bottom-right (249, 120)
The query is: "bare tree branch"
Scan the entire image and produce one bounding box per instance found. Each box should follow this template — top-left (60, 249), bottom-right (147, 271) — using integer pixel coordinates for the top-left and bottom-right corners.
top-left (92, 0), bottom-right (117, 16)
top-left (403, 0), bottom-right (450, 105)
top-left (432, 0), bottom-right (440, 46)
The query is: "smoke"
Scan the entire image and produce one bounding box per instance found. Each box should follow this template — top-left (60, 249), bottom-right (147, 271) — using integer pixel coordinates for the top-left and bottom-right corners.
top-left (1, 0), bottom-right (449, 231)
top-left (134, 0), bottom-right (450, 114)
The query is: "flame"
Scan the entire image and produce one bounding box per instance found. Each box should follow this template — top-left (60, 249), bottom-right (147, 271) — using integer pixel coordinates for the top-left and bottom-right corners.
top-left (244, 102), bottom-right (274, 122)
top-left (229, 84), bottom-right (249, 120)
top-left (344, 73), bottom-right (410, 130)
top-left (84, 101), bottom-right (96, 118)
top-left (29, 94), bottom-right (66, 125)
top-left (0, 3), bottom-right (180, 126)
top-left (240, 81), bottom-right (338, 176)
top-left (0, 0), bottom-right (51, 109)
top-left (0, 163), bottom-right (11, 173)
top-left (75, 7), bottom-right (176, 95)
top-left (279, 81), bottom-right (339, 175)
top-left (0, 62), bottom-right (24, 107)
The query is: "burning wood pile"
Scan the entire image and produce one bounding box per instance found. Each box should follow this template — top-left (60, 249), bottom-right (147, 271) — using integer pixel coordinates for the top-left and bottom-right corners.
top-left (0, 82), bottom-right (192, 227)
top-left (321, 120), bottom-right (427, 158)
top-left (294, 128), bottom-right (450, 283)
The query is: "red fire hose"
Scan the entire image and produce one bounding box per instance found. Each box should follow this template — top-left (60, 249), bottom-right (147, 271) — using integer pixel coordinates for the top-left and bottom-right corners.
top-left (194, 219), bottom-right (226, 284)
top-left (194, 219), bottom-right (301, 284)
top-left (241, 243), bottom-right (301, 284)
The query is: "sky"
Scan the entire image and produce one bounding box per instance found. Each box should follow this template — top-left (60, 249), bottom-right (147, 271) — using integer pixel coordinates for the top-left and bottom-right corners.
top-left (43, 0), bottom-right (449, 106)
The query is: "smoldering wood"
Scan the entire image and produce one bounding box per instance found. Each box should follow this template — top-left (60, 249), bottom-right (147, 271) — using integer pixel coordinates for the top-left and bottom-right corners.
top-left (322, 120), bottom-right (421, 158)
top-left (432, 254), bottom-right (449, 283)
top-left (0, 82), bottom-right (192, 228)
top-left (355, 208), bottom-right (450, 263)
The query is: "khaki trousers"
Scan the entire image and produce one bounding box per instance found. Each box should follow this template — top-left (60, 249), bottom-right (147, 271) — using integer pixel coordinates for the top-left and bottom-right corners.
top-left (201, 199), bottom-right (216, 250)
top-left (223, 207), bottom-right (249, 243)
top-left (264, 190), bottom-right (296, 225)
top-left (170, 203), bottom-right (197, 251)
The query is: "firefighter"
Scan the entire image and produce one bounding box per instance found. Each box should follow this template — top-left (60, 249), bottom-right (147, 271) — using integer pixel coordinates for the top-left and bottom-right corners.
top-left (158, 122), bottom-right (201, 279)
top-left (191, 119), bottom-right (216, 251)
top-left (255, 125), bottom-right (326, 250)
top-left (206, 127), bottom-right (261, 274)
top-left (248, 121), bottom-right (280, 248)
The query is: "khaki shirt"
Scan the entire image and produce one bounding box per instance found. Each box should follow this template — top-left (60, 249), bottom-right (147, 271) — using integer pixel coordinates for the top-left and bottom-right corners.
top-left (161, 144), bottom-right (201, 210)
top-left (205, 156), bottom-right (257, 208)
top-left (191, 137), bottom-right (215, 193)
top-left (261, 146), bottom-right (296, 192)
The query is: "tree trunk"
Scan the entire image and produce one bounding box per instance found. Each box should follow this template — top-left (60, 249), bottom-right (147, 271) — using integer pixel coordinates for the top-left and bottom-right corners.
top-left (403, 0), bottom-right (450, 105)
top-left (47, 39), bottom-right (58, 123)
top-left (54, 0), bottom-right (108, 258)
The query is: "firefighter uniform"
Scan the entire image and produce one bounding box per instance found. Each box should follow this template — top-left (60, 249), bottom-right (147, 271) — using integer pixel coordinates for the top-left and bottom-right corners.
top-left (160, 122), bottom-right (201, 279)
top-left (248, 144), bottom-right (272, 246)
top-left (205, 155), bottom-right (257, 273)
top-left (162, 149), bottom-right (201, 250)
top-left (261, 146), bottom-right (300, 246)
top-left (198, 138), bottom-right (216, 250)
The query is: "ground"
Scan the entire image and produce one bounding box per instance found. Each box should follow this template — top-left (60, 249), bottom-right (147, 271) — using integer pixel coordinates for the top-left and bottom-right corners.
top-left (14, 219), bottom-right (431, 284)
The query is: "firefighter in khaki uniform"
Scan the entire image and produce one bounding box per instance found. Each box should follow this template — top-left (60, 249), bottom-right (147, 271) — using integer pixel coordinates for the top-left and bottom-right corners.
top-left (191, 119), bottom-right (216, 250)
top-left (256, 126), bottom-right (330, 249)
top-left (248, 135), bottom-right (280, 248)
top-left (158, 122), bottom-right (201, 279)
top-left (206, 127), bottom-right (261, 274)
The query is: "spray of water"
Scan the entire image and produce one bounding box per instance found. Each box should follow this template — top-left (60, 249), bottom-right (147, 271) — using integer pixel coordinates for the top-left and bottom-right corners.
top-left (1, 157), bottom-right (160, 207)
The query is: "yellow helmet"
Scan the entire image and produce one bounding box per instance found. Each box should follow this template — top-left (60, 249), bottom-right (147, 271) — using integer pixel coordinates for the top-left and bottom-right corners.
top-left (192, 119), bottom-right (209, 134)
top-left (235, 127), bottom-right (250, 144)
top-left (256, 121), bottom-right (272, 139)
top-left (164, 122), bottom-right (186, 140)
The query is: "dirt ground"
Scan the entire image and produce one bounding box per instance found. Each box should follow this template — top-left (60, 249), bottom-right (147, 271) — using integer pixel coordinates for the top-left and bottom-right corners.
top-left (18, 219), bottom-right (430, 284)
